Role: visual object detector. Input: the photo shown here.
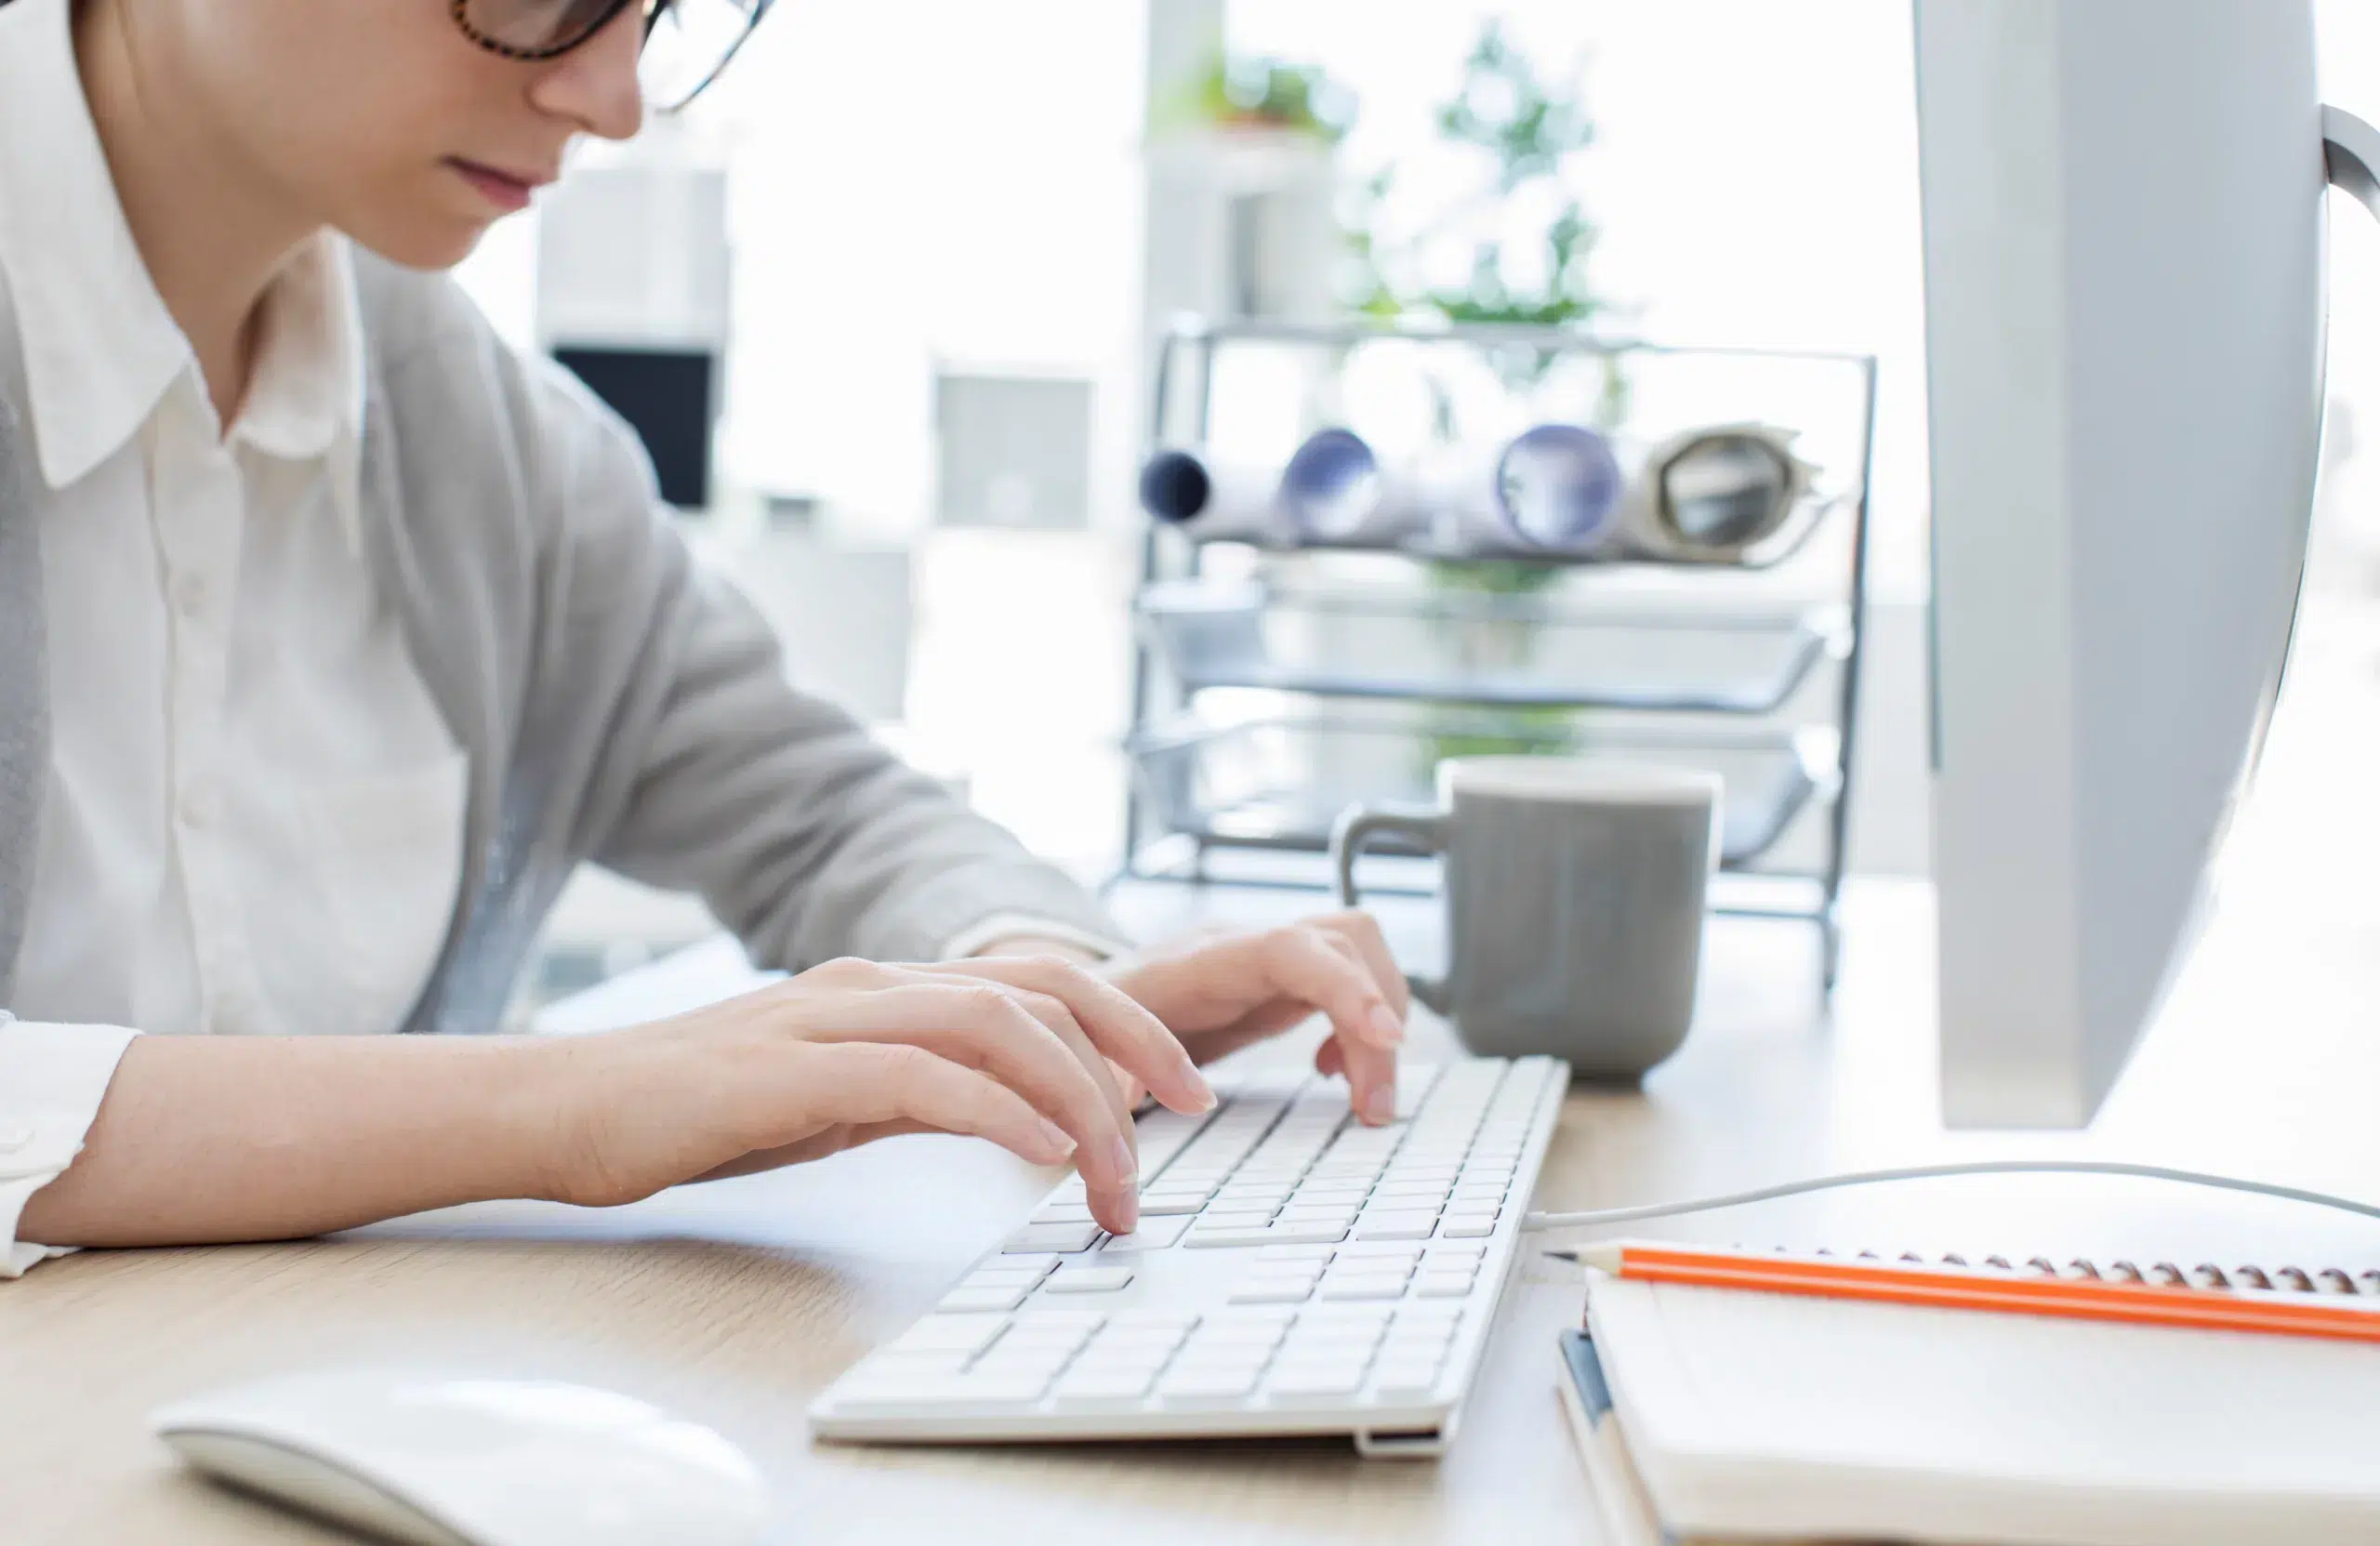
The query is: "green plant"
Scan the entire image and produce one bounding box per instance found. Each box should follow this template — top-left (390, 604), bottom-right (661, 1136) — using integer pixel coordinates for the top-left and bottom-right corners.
top-left (1155, 52), bottom-right (1353, 142)
top-left (1338, 21), bottom-right (1620, 772)
top-left (1344, 22), bottom-right (1611, 356)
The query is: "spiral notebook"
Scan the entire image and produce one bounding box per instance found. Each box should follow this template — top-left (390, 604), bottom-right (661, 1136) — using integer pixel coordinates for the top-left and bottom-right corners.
top-left (1565, 1251), bottom-right (2380, 1546)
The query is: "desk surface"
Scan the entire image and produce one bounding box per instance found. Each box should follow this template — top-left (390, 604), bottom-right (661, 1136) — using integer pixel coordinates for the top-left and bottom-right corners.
top-left (7, 876), bottom-right (2377, 1545)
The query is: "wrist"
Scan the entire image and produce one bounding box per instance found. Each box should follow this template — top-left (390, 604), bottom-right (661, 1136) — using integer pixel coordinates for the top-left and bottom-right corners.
top-left (512, 1032), bottom-right (640, 1209)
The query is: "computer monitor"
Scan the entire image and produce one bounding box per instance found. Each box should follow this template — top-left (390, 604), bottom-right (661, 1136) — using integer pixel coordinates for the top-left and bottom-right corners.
top-left (1914, 0), bottom-right (2380, 1126)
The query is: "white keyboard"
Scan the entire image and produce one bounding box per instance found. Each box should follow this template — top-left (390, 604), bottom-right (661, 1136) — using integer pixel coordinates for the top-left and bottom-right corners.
top-left (809, 1054), bottom-right (1569, 1455)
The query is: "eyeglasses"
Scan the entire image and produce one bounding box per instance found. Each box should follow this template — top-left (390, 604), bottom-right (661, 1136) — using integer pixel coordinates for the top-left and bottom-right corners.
top-left (452, 0), bottom-right (772, 113)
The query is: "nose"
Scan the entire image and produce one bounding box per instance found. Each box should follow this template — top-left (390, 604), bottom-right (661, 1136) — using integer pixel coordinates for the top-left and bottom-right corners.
top-left (527, 0), bottom-right (646, 142)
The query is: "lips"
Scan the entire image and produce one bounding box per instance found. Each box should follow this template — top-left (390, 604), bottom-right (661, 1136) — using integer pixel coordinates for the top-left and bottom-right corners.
top-left (446, 157), bottom-right (553, 214)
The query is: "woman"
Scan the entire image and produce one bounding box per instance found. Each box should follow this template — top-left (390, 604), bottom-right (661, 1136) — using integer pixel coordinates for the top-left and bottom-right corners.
top-left (0, 0), bottom-right (1409, 1275)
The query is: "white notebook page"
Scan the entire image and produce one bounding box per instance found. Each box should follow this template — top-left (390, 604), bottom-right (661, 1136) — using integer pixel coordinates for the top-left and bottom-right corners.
top-left (1585, 1274), bottom-right (2380, 1546)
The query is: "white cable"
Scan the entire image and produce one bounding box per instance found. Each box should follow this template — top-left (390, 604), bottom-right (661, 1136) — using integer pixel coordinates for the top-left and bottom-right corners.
top-left (1518, 1160), bottom-right (2380, 1234)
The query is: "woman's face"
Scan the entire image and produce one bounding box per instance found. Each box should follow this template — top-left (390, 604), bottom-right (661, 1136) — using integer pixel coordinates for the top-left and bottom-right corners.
top-left (155, 0), bottom-right (647, 269)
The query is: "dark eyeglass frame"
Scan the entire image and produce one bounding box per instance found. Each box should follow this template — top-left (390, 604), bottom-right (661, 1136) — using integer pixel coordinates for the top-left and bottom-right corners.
top-left (449, 0), bottom-right (770, 109)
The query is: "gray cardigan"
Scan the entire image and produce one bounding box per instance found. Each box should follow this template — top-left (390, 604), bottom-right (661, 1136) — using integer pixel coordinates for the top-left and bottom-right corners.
top-left (0, 250), bottom-right (1121, 1034)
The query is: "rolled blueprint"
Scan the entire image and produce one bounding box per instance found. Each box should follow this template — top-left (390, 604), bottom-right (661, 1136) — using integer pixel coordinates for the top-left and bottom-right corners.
top-left (1629, 425), bottom-right (1812, 562)
top-left (1139, 428), bottom-right (1395, 546)
top-left (1408, 423), bottom-right (1629, 557)
top-left (1141, 421), bottom-right (1813, 562)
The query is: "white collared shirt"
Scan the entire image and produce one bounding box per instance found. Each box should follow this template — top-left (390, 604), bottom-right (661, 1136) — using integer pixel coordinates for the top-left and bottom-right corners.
top-left (0, 0), bottom-right (1121, 1279)
top-left (0, 0), bottom-right (467, 1274)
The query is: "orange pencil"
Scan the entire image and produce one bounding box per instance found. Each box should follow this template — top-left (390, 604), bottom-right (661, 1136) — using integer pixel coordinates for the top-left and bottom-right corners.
top-left (1567, 1239), bottom-right (2380, 1347)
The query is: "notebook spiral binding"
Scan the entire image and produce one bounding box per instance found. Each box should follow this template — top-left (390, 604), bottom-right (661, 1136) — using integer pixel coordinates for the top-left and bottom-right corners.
top-left (1765, 1247), bottom-right (2380, 1297)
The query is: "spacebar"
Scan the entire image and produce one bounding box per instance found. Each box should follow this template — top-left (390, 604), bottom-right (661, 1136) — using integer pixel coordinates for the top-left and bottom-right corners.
top-left (1183, 1222), bottom-right (1348, 1249)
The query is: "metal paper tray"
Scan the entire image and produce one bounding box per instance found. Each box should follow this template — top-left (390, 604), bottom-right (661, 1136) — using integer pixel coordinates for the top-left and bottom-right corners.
top-left (1137, 581), bottom-right (1846, 716)
top-left (1127, 710), bottom-right (1839, 871)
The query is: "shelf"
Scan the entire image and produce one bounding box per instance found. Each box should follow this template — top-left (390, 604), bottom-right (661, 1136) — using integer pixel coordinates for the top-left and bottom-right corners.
top-left (1138, 580), bottom-right (1847, 715)
top-left (1151, 488), bottom-right (1848, 572)
top-left (1128, 709), bottom-right (1840, 872)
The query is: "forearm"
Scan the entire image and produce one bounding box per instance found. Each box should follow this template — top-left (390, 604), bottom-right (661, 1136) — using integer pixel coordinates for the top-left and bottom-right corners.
top-left (17, 1034), bottom-right (573, 1249)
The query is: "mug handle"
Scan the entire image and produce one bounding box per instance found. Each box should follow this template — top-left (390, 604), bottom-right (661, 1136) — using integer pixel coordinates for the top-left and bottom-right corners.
top-left (1329, 803), bottom-right (1453, 1017)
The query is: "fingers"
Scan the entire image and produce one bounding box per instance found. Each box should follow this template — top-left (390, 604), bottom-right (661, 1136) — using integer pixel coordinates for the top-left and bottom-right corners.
top-left (916, 957), bottom-right (1214, 1117)
top-left (797, 979), bottom-right (1147, 1234)
top-left (1246, 925), bottom-right (1406, 1125)
top-left (1316, 910), bottom-right (1410, 1023)
top-left (797, 1040), bottom-right (1078, 1167)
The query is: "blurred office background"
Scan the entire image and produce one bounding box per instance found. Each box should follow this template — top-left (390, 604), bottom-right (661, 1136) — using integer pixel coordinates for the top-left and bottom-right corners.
top-left (449, 0), bottom-right (2380, 1008)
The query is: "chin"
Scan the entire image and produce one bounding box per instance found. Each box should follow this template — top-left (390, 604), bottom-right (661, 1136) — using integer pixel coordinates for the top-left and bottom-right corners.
top-left (343, 208), bottom-right (496, 273)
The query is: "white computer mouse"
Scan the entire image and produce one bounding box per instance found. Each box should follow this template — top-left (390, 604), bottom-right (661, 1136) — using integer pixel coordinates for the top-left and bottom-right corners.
top-left (151, 1367), bottom-right (770, 1546)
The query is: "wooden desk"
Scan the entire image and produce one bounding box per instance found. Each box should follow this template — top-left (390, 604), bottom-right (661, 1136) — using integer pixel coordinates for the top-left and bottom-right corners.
top-left (6, 876), bottom-right (2376, 1545)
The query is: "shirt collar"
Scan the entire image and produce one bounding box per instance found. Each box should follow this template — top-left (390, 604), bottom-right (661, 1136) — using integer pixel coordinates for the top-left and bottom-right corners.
top-left (235, 233), bottom-right (370, 549)
top-left (0, 0), bottom-right (367, 548)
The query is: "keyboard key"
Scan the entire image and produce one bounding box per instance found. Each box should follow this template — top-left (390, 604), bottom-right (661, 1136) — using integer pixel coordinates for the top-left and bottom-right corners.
top-left (1030, 1201), bottom-right (1097, 1224)
top-left (1001, 1324), bottom-right (1100, 1354)
top-left (1317, 1273), bottom-right (1411, 1302)
top-left (1265, 1364), bottom-right (1368, 1397)
top-left (1351, 1211), bottom-right (1441, 1240)
top-left (1229, 1275), bottom-right (1316, 1304)
top-left (1050, 1379), bottom-right (1156, 1411)
top-left (1438, 1215), bottom-right (1498, 1239)
top-left (948, 1371), bottom-right (1058, 1403)
top-left (1097, 1216), bottom-right (1193, 1252)
top-left (1275, 1209), bottom-right (1359, 1231)
top-left (1412, 1271), bottom-right (1477, 1298)
top-left (1158, 1368), bottom-right (1263, 1404)
top-left (1043, 1266), bottom-right (1135, 1294)
top-left (887, 1315), bottom-right (1011, 1357)
top-left (1172, 1337), bottom-right (1273, 1369)
top-left (1136, 1193), bottom-right (1211, 1216)
top-left (1107, 1308), bottom-right (1198, 1332)
top-left (1004, 1222), bottom-right (1103, 1254)
top-left (1255, 1244), bottom-right (1337, 1264)
top-left (972, 1354), bottom-right (1070, 1386)
top-left (1197, 1209), bottom-right (1278, 1231)
top-left (1370, 1361), bottom-right (1444, 1398)
top-left (1073, 1355), bottom-right (1170, 1388)
top-left (1184, 1222), bottom-right (1347, 1249)
top-left (1337, 1242), bottom-right (1423, 1262)
top-left (938, 1286), bottom-right (1028, 1313)
top-left (1382, 1320), bottom-right (1455, 1351)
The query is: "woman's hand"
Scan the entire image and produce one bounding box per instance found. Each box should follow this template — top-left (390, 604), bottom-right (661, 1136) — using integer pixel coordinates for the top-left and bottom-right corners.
top-left (1102, 911), bottom-right (1411, 1126)
top-left (545, 955), bottom-right (1215, 1235)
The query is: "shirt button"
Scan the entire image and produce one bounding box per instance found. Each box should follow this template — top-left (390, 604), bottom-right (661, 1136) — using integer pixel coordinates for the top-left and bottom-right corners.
top-left (0, 1123), bottom-right (33, 1154)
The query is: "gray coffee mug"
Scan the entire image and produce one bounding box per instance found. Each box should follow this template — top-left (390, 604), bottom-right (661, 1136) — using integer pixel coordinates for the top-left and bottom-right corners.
top-left (1331, 758), bottom-right (1722, 1080)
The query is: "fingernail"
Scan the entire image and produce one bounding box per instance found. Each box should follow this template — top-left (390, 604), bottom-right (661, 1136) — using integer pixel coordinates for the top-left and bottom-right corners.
top-left (1108, 1134), bottom-right (1139, 1188)
top-left (1184, 1067), bottom-right (1218, 1113)
top-left (1113, 1190), bottom-right (1141, 1234)
top-left (1362, 1085), bottom-right (1395, 1124)
top-left (1368, 1004), bottom-right (1407, 1046)
top-left (1034, 1118), bottom-right (1076, 1160)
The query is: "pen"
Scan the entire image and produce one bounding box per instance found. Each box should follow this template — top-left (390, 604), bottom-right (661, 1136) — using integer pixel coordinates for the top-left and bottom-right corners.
top-left (1551, 1239), bottom-right (2380, 1347)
